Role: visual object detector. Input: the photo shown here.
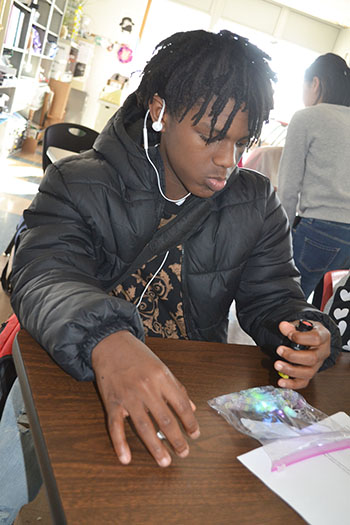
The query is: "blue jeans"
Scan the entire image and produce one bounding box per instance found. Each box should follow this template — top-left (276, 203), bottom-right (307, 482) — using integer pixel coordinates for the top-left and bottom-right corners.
top-left (0, 379), bottom-right (42, 524)
top-left (293, 218), bottom-right (350, 299)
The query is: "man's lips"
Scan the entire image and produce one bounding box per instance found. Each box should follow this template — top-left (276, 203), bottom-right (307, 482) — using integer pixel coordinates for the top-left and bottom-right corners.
top-left (206, 177), bottom-right (227, 192)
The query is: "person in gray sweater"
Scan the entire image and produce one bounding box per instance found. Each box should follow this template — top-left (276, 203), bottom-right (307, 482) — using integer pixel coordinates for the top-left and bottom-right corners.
top-left (278, 53), bottom-right (350, 299)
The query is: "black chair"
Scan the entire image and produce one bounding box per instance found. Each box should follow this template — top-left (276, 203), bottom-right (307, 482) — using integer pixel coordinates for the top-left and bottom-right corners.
top-left (42, 122), bottom-right (99, 171)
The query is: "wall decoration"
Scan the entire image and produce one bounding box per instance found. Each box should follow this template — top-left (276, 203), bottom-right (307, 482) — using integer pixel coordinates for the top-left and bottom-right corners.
top-left (117, 44), bottom-right (133, 64)
top-left (71, 3), bottom-right (83, 40)
top-left (119, 17), bottom-right (134, 33)
top-left (63, 0), bottom-right (91, 40)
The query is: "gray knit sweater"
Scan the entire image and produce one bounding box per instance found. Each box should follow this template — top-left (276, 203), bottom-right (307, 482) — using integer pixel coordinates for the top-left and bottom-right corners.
top-left (278, 103), bottom-right (350, 226)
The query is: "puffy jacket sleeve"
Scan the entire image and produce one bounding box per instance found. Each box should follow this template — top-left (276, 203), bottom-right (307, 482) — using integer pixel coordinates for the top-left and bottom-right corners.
top-left (10, 163), bottom-right (144, 381)
top-left (235, 182), bottom-right (341, 370)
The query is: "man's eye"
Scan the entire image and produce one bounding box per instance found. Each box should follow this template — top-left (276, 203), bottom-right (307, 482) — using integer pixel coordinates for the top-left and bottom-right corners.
top-left (236, 142), bottom-right (247, 148)
top-left (200, 134), bottom-right (222, 144)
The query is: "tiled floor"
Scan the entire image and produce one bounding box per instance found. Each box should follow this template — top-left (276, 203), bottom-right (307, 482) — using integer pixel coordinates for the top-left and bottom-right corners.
top-left (0, 146), bottom-right (43, 322)
top-left (0, 148), bottom-right (43, 254)
top-left (0, 148), bottom-right (43, 225)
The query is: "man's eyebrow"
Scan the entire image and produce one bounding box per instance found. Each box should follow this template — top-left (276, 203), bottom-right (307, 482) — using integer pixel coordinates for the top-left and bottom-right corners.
top-left (196, 122), bottom-right (250, 141)
top-left (196, 122), bottom-right (215, 132)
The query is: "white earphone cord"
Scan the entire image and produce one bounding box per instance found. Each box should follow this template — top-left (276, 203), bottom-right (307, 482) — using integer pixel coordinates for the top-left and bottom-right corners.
top-left (143, 108), bottom-right (191, 205)
top-left (136, 250), bottom-right (170, 308)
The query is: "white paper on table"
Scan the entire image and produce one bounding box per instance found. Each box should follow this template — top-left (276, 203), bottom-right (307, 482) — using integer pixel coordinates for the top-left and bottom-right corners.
top-left (237, 412), bottom-right (350, 525)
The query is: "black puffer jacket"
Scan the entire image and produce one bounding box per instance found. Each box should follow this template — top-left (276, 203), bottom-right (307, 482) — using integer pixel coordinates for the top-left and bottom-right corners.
top-left (11, 94), bottom-right (341, 380)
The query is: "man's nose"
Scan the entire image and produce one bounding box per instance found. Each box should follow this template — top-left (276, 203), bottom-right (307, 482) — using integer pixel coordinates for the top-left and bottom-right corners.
top-left (213, 141), bottom-right (236, 169)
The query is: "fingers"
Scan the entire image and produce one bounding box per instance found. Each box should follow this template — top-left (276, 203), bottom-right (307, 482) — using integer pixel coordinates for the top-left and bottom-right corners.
top-left (108, 394), bottom-right (196, 467)
top-left (279, 320), bottom-right (330, 349)
top-left (190, 399), bottom-right (197, 412)
top-left (106, 393), bottom-right (189, 467)
top-left (131, 406), bottom-right (173, 467)
top-left (92, 332), bottom-right (200, 467)
top-left (277, 375), bottom-right (310, 389)
top-left (100, 370), bottom-right (199, 467)
top-left (107, 402), bottom-right (132, 465)
top-left (276, 345), bottom-right (318, 367)
top-left (274, 345), bottom-right (321, 387)
top-left (278, 320), bottom-right (296, 337)
top-left (274, 353), bottom-right (316, 383)
top-left (135, 399), bottom-right (194, 466)
top-left (165, 386), bottom-right (200, 440)
top-left (136, 373), bottom-right (199, 465)
top-left (275, 320), bottom-right (331, 389)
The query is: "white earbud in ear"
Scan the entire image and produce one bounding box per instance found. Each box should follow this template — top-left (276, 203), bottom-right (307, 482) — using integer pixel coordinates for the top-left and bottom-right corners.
top-left (152, 121), bottom-right (163, 132)
top-left (152, 99), bottom-right (166, 132)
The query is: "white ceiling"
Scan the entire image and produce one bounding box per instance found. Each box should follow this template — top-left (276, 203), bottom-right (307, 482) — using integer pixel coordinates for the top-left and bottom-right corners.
top-left (273, 0), bottom-right (350, 28)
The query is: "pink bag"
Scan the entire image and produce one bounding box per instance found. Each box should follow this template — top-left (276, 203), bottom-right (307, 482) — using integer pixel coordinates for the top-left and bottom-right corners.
top-left (0, 313), bottom-right (20, 416)
top-left (0, 313), bottom-right (20, 358)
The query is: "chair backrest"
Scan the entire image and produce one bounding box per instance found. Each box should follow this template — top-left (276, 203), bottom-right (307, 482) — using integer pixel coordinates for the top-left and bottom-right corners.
top-left (320, 270), bottom-right (350, 311)
top-left (42, 122), bottom-right (99, 171)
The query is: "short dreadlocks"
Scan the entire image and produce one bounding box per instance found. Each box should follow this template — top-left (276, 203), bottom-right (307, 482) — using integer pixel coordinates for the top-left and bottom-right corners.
top-left (136, 29), bottom-right (276, 147)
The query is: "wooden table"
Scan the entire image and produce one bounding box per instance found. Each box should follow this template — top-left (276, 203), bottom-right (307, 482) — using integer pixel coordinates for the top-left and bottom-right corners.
top-left (13, 331), bottom-right (350, 524)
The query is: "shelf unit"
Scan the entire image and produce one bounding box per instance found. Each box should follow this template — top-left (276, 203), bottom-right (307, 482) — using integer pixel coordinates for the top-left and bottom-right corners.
top-left (2, 0), bottom-right (67, 80)
top-left (0, 0), bottom-right (68, 112)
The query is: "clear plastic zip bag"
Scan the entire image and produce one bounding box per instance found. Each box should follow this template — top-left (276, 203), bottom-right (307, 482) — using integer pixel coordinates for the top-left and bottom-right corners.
top-left (208, 386), bottom-right (350, 471)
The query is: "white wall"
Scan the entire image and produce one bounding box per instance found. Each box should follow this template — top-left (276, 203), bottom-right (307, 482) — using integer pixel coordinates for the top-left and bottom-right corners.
top-left (186, 0), bottom-right (350, 54)
top-left (77, 0), bottom-right (350, 128)
top-left (334, 28), bottom-right (350, 63)
top-left (83, 0), bottom-right (147, 41)
top-left (79, 0), bottom-right (149, 128)
top-left (178, 0), bottom-right (345, 53)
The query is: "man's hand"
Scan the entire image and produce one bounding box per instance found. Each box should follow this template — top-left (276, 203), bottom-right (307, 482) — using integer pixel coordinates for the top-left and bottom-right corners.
top-left (274, 320), bottom-right (331, 389)
top-left (92, 331), bottom-right (200, 467)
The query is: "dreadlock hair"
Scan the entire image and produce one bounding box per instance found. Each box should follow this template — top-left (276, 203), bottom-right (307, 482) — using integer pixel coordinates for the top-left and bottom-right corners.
top-left (304, 53), bottom-right (350, 107)
top-left (135, 29), bottom-right (276, 148)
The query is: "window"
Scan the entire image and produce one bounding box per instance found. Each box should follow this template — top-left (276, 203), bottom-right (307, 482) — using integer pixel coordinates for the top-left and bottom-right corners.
top-left (214, 18), bottom-right (318, 122)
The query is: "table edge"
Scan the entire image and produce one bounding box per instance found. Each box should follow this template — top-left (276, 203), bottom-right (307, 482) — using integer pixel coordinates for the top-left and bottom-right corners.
top-left (13, 334), bottom-right (67, 525)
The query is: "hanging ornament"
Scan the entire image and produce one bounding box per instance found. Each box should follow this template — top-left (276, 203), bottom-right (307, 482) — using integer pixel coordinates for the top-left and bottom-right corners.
top-left (117, 44), bottom-right (133, 63)
top-left (72, 3), bottom-right (83, 40)
top-left (119, 17), bottom-right (134, 33)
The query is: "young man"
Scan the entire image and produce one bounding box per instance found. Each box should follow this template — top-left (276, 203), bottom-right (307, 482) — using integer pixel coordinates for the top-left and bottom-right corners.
top-left (10, 30), bottom-right (340, 472)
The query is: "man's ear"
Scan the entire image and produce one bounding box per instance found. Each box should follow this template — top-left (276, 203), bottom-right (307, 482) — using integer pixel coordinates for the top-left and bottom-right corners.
top-left (312, 76), bottom-right (322, 103)
top-left (149, 94), bottom-right (167, 131)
